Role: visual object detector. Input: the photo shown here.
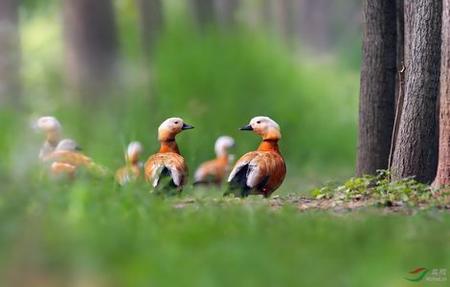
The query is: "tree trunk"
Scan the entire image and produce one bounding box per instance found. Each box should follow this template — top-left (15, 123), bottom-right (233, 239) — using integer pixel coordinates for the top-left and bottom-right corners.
top-left (0, 0), bottom-right (20, 108)
top-left (63, 0), bottom-right (119, 102)
top-left (295, 0), bottom-right (332, 53)
top-left (356, 0), bottom-right (397, 176)
top-left (433, 0), bottom-right (450, 187)
top-left (391, 0), bottom-right (442, 183)
top-left (190, 0), bottom-right (216, 29)
top-left (214, 0), bottom-right (239, 28)
top-left (136, 0), bottom-right (163, 56)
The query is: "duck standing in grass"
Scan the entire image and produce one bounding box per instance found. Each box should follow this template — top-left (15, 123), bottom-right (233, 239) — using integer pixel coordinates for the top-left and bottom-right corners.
top-left (226, 116), bottom-right (286, 197)
top-left (34, 116), bottom-right (62, 161)
top-left (194, 136), bottom-right (235, 186)
top-left (45, 139), bottom-right (109, 179)
top-left (144, 117), bottom-right (194, 193)
top-left (115, 141), bottom-right (144, 185)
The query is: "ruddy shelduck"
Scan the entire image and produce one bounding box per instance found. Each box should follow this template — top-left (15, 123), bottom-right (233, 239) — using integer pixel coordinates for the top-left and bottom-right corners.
top-left (144, 117), bottom-right (194, 193)
top-left (45, 139), bottom-right (108, 178)
top-left (115, 141), bottom-right (143, 185)
top-left (34, 116), bottom-right (62, 160)
top-left (194, 136), bottom-right (235, 185)
top-left (226, 116), bottom-right (286, 197)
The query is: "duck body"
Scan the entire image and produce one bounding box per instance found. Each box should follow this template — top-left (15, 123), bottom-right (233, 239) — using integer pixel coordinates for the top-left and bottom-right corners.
top-left (194, 136), bottom-right (235, 186)
top-left (115, 142), bottom-right (143, 185)
top-left (44, 139), bottom-right (108, 179)
top-left (226, 117), bottom-right (286, 197)
top-left (144, 117), bottom-right (193, 193)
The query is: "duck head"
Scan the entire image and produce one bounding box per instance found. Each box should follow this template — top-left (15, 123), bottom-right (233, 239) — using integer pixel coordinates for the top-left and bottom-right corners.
top-left (55, 139), bottom-right (82, 152)
top-left (240, 116), bottom-right (281, 141)
top-left (35, 116), bottom-right (62, 143)
top-left (215, 136), bottom-right (235, 157)
top-left (158, 117), bottom-right (194, 141)
top-left (127, 141), bottom-right (143, 164)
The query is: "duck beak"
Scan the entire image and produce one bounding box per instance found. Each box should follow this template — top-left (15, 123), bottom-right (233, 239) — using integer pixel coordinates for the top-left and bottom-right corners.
top-left (182, 123), bottom-right (194, 130)
top-left (239, 124), bottom-right (253, 131)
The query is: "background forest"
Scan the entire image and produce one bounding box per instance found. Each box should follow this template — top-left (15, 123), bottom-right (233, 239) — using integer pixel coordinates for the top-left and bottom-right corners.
top-left (1, 1), bottom-right (449, 287)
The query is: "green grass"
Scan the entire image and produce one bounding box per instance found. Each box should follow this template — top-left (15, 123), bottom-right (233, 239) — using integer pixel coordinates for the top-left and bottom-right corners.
top-left (0, 181), bottom-right (449, 287)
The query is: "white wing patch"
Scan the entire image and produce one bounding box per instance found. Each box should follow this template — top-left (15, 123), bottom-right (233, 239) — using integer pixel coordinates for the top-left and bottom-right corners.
top-left (246, 163), bottom-right (262, 188)
top-left (227, 160), bottom-right (251, 182)
top-left (151, 163), bottom-right (182, 187)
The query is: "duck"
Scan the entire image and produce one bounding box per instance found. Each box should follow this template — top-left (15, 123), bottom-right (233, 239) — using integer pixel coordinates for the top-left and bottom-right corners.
top-left (226, 116), bottom-right (286, 197)
top-left (34, 116), bottom-right (62, 161)
top-left (45, 139), bottom-right (109, 178)
top-left (194, 136), bottom-right (235, 186)
top-left (115, 141), bottom-right (144, 185)
top-left (144, 117), bottom-right (194, 193)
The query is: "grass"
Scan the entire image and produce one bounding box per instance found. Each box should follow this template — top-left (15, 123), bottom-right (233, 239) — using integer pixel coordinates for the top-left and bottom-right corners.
top-left (0, 180), bottom-right (449, 287)
top-left (0, 161), bottom-right (449, 287)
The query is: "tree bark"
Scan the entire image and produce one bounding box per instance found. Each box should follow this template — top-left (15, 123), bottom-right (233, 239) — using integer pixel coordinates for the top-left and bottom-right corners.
top-left (136, 0), bottom-right (164, 56)
top-left (190, 0), bottom-right (216, 29)
top-left (433, 0), bottom-right (450, 187)
top-left (214, 0), bottom-right (239, 28)
top-left (63, 0), bottom-right (119, 102)
top-left (391, 0), bottom-right (442, 183)
top-left (356, 0), bottom-right (397, 176)
top-left (0, 0), bottom-right (20, 108)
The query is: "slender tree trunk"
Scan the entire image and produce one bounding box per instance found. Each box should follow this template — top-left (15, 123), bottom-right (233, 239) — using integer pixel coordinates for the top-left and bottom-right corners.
top-left (0, 0), bottom-right (20, 108)
top-left (136, 0), bottom-right (164, 56)
top-left (433, 0), bottom-right (450, 188)
top-left (190, 0), bottom-right (216, 29)
top-left (356, 0), bottom-right (397, 176)
top-left (63, 0), bottom-right (119, 102)
top-left (214, 0), bottom-right (239, 28)
top-left (391, 0), bottom-right (442, 183)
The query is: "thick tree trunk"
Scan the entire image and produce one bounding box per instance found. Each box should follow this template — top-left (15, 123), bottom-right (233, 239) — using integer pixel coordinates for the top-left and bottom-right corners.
top-left (433, 0), bottom-right (450, 187)
top-left (391, 0), bottom-right (442, 183)
top-left (356, 0), bottom-right (397, 176)
top-left (63, 0), bottom-right (119, 102)
top-left (0, 0), bottom-right (20, 108)
top-left (136, 0), bottom-right (164, 55)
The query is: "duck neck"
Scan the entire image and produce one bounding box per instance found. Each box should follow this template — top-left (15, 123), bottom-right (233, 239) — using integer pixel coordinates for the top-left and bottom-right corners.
top-left (159, 139), bottom-right (180, 154)
top-left (46, 131), bottom-right (61, 147)
top-left (257, 139), bottom-right (280, 153)
top-left (216, 152), bottom-right (229, 163)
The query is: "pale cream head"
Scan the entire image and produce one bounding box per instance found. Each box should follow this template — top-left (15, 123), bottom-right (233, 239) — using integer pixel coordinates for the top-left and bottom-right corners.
top-left (35, 116), bottom-right (62, 134)
top-left (127, 141), bottom-right (143, 163)
top-left (241, 116), bottom-right (281, 140)
top-left (158, 117), bottom-right (194, 141)
top-left (55, 139), bottom-right (81, 152)
top-left (215, 136), bottom-right (235, 157)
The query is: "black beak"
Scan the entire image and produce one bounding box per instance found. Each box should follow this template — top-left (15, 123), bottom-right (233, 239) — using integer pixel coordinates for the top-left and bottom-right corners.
top-left (239, 124), bottom-right (253, 131)
top-left (182, 123), bottom-right (194, 130)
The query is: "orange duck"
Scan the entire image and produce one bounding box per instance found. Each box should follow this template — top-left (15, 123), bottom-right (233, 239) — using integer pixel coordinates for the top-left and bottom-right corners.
top-left (144, 117), bottom-right (194, 193)
top-left (45, 139), bottom-right (109, 179)
top-left (115, 141), bottom-right (143, 185)
top-left (194, 136), bottom-right (235, 186)
top-left (226, 116), bottom-right (286, 197)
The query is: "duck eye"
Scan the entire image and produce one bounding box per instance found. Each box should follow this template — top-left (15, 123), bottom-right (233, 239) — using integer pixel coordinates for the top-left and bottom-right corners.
top-left (174, 121), bottom-right (179, 124)
top-left (256, 121), bottom-right (261, 124)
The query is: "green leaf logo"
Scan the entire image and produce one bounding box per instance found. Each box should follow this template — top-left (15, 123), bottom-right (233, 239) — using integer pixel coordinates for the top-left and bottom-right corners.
top-left (405, 267), bottom-right (429, 282)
